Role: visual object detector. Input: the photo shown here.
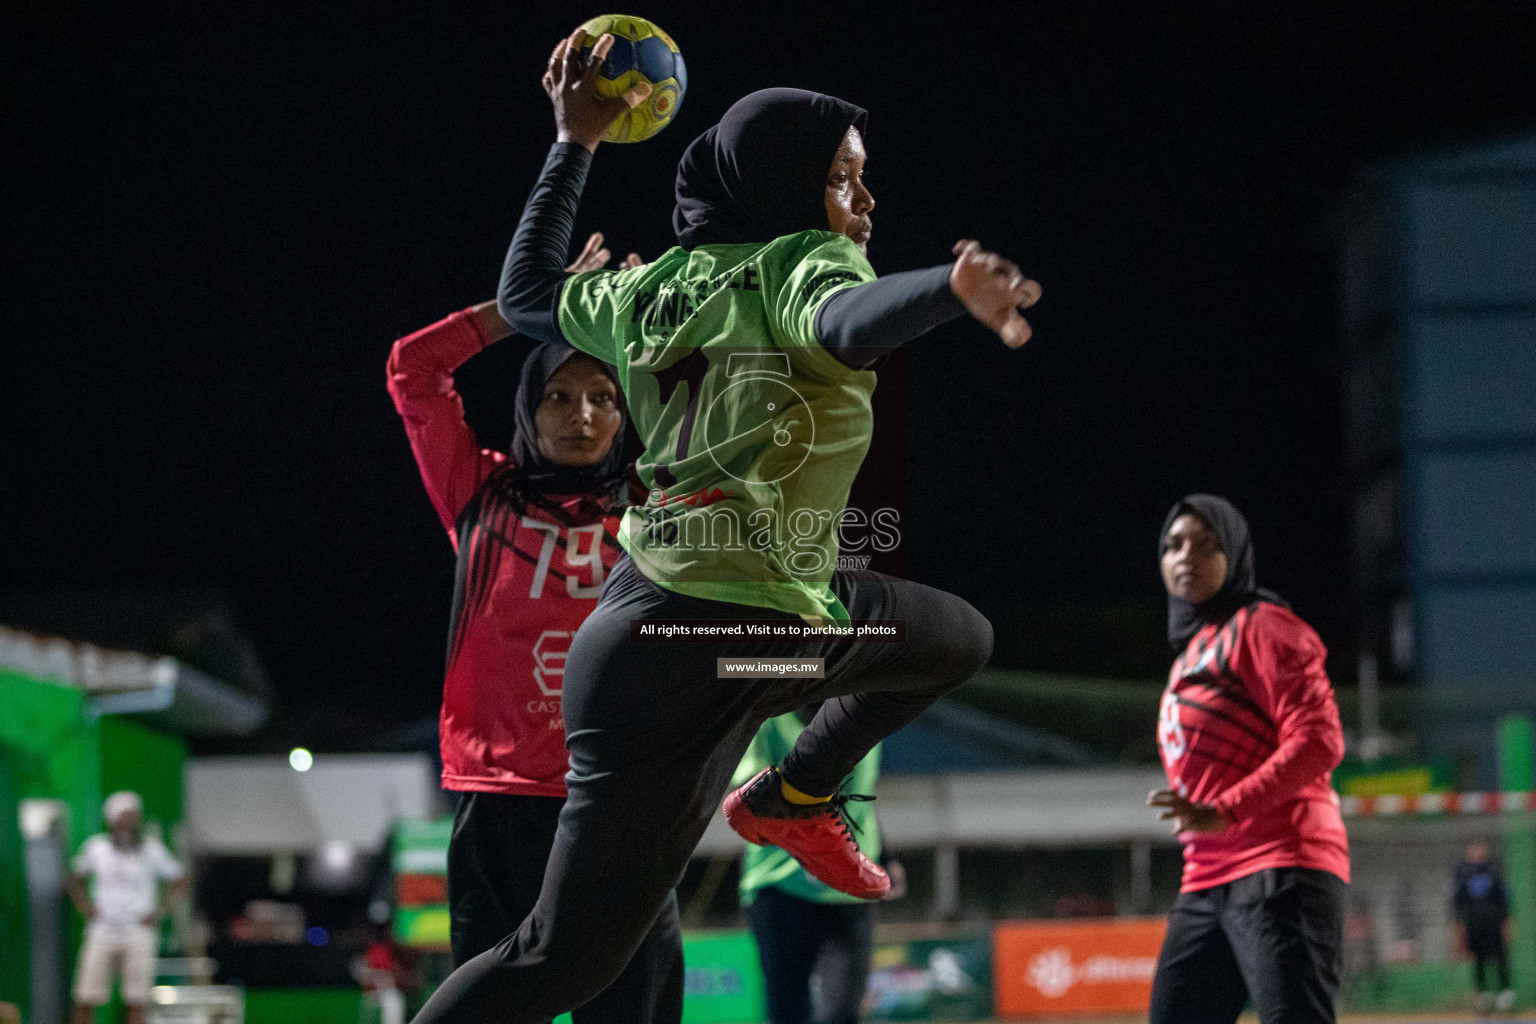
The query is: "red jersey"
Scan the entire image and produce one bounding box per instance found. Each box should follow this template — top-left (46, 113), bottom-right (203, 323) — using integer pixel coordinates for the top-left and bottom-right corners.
top-left (1157, 601), bottom-right (1350, 892)
top-left (387, 310), bottom-right (629, 797)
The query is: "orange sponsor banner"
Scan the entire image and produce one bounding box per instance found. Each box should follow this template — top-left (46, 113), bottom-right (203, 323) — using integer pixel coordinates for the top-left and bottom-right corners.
top-left (993, 917), bottom-right (1166, 1017)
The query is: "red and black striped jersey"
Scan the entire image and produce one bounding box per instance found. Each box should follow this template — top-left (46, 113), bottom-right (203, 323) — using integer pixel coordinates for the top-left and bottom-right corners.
top-left (1158, 601), bottom-right (1350, 891)
top-left (388, 310), bottom-right (632, 796)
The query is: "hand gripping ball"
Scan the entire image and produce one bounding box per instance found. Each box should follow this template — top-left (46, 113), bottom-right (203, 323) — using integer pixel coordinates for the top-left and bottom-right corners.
top-left (576, 14), bottom-right (687, 143)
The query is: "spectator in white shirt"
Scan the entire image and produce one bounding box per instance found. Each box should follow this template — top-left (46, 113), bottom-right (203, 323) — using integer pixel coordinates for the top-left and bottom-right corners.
top-left (65, 791), bottom-right (188, 1024)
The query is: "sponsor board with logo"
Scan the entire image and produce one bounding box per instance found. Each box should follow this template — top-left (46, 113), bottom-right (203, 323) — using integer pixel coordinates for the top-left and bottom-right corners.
top-left (680, 929), bottom-right (767, 1024)
top-left (392, 817), bottom-right (452, 950)
top-left (866, 930), bottom-right (992, 1020)
top-left (993, 918), bottom-right (1165, 1017)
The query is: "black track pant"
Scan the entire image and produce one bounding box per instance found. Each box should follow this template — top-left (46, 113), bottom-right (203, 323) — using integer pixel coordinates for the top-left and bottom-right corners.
top-left (1149, 867), bottom-right (1346, 1024)
top-left (750, 885), bottom-right (874, 1024)
top-left (1467, 925), bottom-right (1510, 992)
top-left (412, 554), bottom-right (991, 1023)
top-left (446, 792), bottom-right (683, 1023)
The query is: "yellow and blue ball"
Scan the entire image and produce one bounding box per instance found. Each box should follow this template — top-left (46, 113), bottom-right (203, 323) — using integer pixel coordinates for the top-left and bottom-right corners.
top-left (576, 14), bottom-right (686, 144)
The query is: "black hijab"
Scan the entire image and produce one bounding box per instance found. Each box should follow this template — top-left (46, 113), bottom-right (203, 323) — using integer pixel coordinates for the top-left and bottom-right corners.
top-left (673, 87), bottom-right (868, 248)
top-left (503, 342), bottom-right (629, 507)
top-left (1160, 494), bottom-right (1289, 650)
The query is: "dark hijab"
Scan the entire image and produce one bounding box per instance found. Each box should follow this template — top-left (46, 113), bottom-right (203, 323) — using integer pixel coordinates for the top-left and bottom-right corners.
top-left (502, 342), bottom-right (629, 508)
top-left (673, 87), bottom-right (868, 248)
top-left (1160, 494), bottom-right (1289, 650)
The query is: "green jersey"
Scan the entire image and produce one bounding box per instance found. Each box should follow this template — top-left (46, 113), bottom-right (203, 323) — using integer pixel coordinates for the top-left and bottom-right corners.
top-left (558, 229), bottom-right (878, 622)
top-left (731, 713), bottom-right (882, 906)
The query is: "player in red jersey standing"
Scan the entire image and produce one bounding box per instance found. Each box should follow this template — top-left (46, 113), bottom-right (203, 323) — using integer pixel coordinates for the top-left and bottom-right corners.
top-left (1146, 494), bottom-right (1350, 1024)
top-left (387, 234), bottom-right (682, 1023)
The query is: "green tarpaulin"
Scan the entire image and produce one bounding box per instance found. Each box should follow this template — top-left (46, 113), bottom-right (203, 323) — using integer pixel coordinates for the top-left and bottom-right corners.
top-left (1, 668), bottom-right (189, 1020)
top-left (0, 668), bottom-right (101, 1016)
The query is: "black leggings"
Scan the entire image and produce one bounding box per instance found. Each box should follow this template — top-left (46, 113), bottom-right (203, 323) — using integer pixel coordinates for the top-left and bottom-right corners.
top-left (1149, 867), bottom-right (1346, 1024)
top-left (412, 554), bottom-right (991, 1023)
top-left (446, 792), bottom-right (683, 1023)
top-left (751, 885), bottom-right (874, 1024)
top-left (1468, 926), bottom-right (1510, 992)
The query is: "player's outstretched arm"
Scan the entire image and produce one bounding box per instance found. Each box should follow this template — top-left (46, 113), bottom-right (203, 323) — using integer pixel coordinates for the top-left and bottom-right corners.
top-left (812, 241), bottom-right (1041, 365)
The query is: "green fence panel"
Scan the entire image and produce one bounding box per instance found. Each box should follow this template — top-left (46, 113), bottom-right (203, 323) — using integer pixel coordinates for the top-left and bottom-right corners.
top-left (1340, 959), bottom-right (1474, 1015)
top-left (682, 929), bottom-right (766, 1024)
top-left (245, 987), bottom-right (364, 1024)
top-left (0, 737), bottom-right (26, 1015)
top-left (0, 669), bottom-right (101, 1018)
top-left (1501, 713), bottom-right (1536, 1004)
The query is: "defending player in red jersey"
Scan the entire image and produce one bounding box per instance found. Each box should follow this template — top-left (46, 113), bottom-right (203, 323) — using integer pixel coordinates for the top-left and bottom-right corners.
top-left (1146, 494), bottom-right (1349, 1024)
top-left (386, 234), bottom-right (682, 1024)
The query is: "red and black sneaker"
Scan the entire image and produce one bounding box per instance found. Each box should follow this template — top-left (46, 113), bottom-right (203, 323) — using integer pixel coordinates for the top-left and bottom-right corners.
top-left (723, 766), bottom-right (890, 900)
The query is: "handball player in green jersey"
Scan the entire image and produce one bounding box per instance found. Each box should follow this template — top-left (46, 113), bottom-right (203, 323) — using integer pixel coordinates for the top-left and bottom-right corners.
top-left (412, 29), bottom-right (1041, 1023)
top-left (735, 712), bottom-right (898, 1024)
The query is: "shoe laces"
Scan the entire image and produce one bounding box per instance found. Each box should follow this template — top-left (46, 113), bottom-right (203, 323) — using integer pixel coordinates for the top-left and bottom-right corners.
top-left (824, 790), bottom-right (875, 847)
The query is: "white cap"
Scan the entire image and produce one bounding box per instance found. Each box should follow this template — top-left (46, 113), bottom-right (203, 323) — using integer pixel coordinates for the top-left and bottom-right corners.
top-left (103, 790), bottom-right (143, 826)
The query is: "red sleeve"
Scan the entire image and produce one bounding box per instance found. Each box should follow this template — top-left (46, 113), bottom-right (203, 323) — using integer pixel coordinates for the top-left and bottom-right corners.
top-left (386, 310), bottom-right (506, 539)
top-left (1209, 604), bottom-right (1345, 822)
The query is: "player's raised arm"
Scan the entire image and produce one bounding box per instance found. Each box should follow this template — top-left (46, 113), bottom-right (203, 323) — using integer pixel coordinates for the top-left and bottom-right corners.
top-left (498, 30), bottom-right (650, 344)
top-left (545, 30), bottom-right (651, 154)
top-left (386, 302), bottom-right (508, 532)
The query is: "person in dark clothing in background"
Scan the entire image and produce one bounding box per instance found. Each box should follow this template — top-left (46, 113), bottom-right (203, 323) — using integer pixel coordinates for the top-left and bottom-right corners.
top-left (1454, 840), bottom-right (1514, 1014)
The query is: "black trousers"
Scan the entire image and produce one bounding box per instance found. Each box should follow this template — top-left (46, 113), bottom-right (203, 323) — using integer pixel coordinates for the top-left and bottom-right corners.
top-left (446, 792), bottom-right (684, 1023)
top-left (750, 885), bottom-right (874, 1024)
top-left (1149, 867), bottom-right (1346, 1024)
top-left (413, 554), bottom-right (991, 1023)
top-left (1467, 924), bottom-right (1511, 992)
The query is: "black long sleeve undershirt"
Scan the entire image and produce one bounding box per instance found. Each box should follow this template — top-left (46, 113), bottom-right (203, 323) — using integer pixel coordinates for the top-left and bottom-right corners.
top-left (498, 142), bottom-right (591, 344)
top-left (497, 142), bottom-right (968, 365)
top-left (813, 264), bottom-right (965, 366)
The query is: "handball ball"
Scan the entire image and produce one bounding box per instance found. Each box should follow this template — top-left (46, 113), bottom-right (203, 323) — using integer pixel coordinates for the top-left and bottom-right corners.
top-left (576, 14), bottom-right (686, 143)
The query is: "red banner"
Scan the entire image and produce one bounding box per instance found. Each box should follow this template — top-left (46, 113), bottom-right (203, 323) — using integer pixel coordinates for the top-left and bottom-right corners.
top-left (395, 872), bottom-right (448, 907)
top-left (993, 918), bottom-right (1165, 1017)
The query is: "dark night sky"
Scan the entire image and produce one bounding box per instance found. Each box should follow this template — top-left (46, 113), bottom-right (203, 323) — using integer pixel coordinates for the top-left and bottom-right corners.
top-left (6, 2), bottom-right (1536, 747)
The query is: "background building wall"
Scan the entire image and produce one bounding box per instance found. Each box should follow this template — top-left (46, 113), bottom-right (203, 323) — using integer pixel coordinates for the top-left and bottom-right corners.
top-left (1341, 135), bottom-right (1536, 785)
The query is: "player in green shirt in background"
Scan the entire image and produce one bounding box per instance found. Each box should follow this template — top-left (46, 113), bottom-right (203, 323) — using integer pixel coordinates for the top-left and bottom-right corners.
top-left (412, 30), bottom-right (1040, 1024)
top-left (736, 709), bottom-right (903, 1024)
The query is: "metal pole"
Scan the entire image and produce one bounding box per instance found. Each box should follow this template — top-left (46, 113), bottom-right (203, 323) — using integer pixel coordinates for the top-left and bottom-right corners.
top-left (1130, 839), bottom-right (1152, 915)
top-left (25, 812), bottom-right (66, 1024)
top-left (934, 843), bottom-right (960, 921)
top-left (1358, 652), bottom-right (1383, 762)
